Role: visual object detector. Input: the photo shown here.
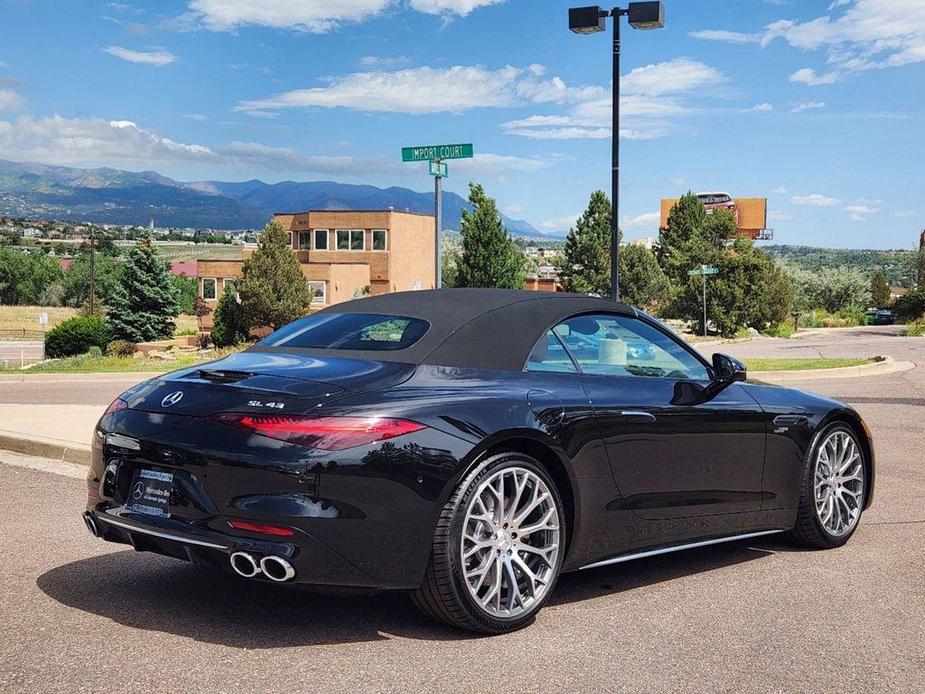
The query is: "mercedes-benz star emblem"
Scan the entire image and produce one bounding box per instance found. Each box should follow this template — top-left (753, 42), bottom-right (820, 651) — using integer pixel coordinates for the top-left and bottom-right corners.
top-left (131, 481), bottom-right (145, 500)
top-left (161, 391), bottom-right (184, 408)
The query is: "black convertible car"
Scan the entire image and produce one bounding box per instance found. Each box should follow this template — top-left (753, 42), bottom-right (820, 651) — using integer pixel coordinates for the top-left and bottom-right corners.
top-left (84, 290), bottom-right (874, 633)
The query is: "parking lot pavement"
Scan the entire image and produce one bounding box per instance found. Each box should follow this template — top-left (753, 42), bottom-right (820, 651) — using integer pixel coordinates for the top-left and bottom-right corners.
top-left (0, 326), bottom-right (922, 692)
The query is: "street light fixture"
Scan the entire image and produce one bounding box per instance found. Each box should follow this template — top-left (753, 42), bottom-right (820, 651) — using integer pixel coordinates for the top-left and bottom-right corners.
top-left (569, 2), bottom-right (665, 303)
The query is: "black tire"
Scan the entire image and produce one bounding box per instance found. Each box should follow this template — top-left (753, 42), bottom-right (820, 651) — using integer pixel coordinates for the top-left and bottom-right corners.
top-left (788, 423), bottom-right (867, 549)
top-left (410, 451), bottom-right (566, 634)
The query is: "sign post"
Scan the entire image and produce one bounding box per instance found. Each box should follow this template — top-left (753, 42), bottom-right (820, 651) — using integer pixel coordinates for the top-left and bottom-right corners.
top-left (402, 143), bottom-right (473, 289)
top-left (688, 265), bottom-right (719, 337)
top-left (39, 311), bottom-right (48, 361)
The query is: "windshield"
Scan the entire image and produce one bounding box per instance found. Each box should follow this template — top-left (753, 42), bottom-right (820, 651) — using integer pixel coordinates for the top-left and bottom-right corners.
top-left (260, 313), bottom-right (430, 351)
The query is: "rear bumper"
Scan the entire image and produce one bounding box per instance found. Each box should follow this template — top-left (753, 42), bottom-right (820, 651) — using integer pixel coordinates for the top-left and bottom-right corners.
top-left (87, 408), bottom-right (472, 590)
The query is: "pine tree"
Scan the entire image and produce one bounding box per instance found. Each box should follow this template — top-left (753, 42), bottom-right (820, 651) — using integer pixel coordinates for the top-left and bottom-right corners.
top-left (657, 192), bottom-right (708, 264)
top-left (870, 270), bottom-right (891, 308)
top-left (556, 190), bottom-right (615, 296)
top-left (238, 220), bottom-right (312, 330)
top-left (211, 284), bottom-right (249, 347)
top-left (107, 238), bottom-right (179, 342)
top-left (455, 183), bottom-right (525, 289)
top-left (618, 244), bottom-right (669, 309)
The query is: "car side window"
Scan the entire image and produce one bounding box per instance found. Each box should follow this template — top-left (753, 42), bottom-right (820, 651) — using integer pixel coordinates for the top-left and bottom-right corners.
top-left (526, 330), bottom-right (578, 374)
top-left (554, 314), bottom-right (709, 381)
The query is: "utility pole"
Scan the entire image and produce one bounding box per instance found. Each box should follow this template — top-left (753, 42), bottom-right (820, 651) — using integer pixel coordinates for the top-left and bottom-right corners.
top-left (88, 227), bottom-right (95, 315)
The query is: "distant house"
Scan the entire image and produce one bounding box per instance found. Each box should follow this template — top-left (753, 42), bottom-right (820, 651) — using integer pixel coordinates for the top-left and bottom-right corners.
top-left (170, 261), bottom-right (198, 278)
top-left (890, 286), bottom-right (909, 301)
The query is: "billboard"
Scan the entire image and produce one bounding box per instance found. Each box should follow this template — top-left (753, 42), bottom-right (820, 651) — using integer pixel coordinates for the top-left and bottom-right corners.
top-left (659, 194), bottom-right (771, 240)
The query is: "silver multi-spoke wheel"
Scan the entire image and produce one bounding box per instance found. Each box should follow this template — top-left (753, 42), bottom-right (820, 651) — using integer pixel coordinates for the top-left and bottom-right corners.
top-left (461, 466), bottom-right (560, 618)
top-left (813, 430), bottom-right (865, 537)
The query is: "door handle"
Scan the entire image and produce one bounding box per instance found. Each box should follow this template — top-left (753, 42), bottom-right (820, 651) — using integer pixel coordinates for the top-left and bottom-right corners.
top-left (618, 410), bottom-right (657, 422)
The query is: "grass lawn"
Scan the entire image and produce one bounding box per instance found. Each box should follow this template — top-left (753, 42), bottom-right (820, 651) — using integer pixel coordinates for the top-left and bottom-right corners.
top-left (12, 345), bottom-right (245, 373)
top-left (0, 305), bottom-right (199, 338)
top-left (0, 306), bottom-right (77, 335)
top-left (745, 357), bottom-right (875, 372)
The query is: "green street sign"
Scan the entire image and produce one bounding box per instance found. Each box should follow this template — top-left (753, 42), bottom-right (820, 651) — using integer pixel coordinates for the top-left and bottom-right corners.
top-left (429, 161), bottom-right (448, 178)
top-left (402, 143), bottom-right (473, 162)
top-left (688, 266), bottom-right (719, 276)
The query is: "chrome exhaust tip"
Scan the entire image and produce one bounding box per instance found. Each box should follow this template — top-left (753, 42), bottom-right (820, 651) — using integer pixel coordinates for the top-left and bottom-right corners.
top-left (230, 551), bottom-right (261, 578)
top-left (82, 512), bottom-right (102, 538)
top-left (260, 555), bottom-right (296, 582)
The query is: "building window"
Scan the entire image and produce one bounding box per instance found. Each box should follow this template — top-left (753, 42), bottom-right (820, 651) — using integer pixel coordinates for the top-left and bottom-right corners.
top-left (222, 278), bottom-right (237, 296)
top-left (336, 229), bottom-right (365, 251)
top-left (314, 229), bottom-right (328, 250)
top-left (308, 280), bottom-right (326, 305)
top-left (202, 278), bottom-right (217, 300)
top-left (298, 231), bottom-right (311, 250)
top-left (372, 229), bottom-right (388, 251)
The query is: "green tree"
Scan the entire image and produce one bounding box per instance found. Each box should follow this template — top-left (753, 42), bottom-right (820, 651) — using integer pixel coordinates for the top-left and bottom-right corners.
top-left (870, 270), bottom-right (891, 308)
top-left (211, 285), bottom-right (249, 347)
top-left (441, 244), bottom-right (462, 288)
top-left (107, 238), bottom-right (179, 342)
top-left (60, 253), bottom-right (123, 308)
top-left (619, 244), bottom-right (670, 310)
top-left (785, 265), bottom-right (870, 313)
top-left (673, 239), bottom-right (792, 337)
top-left (455, 183), bottom-right (525, 289)
top-left (892, 287), bottom-right (925, 322)
top-left (657, 192), bottom-right (707, 268)
top-left (703, 209), bottom-right (737, 248)
top-left (171, 273), bottom-right (199, 314)
top-left (556, 190), bottom-right (614, 295)
top-left (238, 220), bottom-right (312, 330)
top-left (0, 247), bottom-right (63, 305)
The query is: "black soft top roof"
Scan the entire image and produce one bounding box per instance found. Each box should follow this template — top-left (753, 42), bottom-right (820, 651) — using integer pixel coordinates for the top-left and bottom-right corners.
top-left (259, 289), bottom-right (635, 371)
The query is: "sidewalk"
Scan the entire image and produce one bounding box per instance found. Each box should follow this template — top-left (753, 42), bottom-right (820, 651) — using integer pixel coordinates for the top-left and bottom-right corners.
top-left (0, 404), bottom-right (99, 464)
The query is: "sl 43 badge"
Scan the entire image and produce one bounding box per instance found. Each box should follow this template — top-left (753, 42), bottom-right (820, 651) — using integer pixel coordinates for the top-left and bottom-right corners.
top-left (247, 400), bottom-right (285, 410)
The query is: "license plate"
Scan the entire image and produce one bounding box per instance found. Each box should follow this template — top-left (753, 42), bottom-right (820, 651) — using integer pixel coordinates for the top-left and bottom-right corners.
top-left (125, 469), bottom-right (173, 518)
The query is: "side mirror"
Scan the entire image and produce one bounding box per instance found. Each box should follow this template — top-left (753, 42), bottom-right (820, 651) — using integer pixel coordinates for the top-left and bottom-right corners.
top-left (712, 353), bottom-right (747, 383)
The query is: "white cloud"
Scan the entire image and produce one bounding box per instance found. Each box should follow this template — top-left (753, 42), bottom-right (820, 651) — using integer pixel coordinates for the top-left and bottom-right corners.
top-left (790, 100), bottom-right (826, 113)
top-left (894, 210), bottom-right (917, 218)
top-left (0, 114), bottom-right (546, 181)
top-left (742, 102), bottom-right (773, 112)
top-left (183, 113), bottom-right (207, 121)
top-left (844, 203), bottom-right (879, 221)
top-left (541, 213), bottom-right (581, 231)
top-left (408, 0), bottom-right (507, 17)
top-left (359, 55), bottom-right (411, 68)
top-left (768, 211), bottom-right (795, 221)
top-left (789, 67), bottom-right (840, 85)
top-left (771, 185), bottom-right (788, 194)
top-left (236, 64), bottom-right (602, 115)
top-left (504, 202), bottom-right (525, 215)
top-left (102, 46), bottom-right (177, 66)
top-left (689, 29), bottom-right (760, 44)
top-left (0, 89), bottom-right (27, 111)
top-left (792, 193), bottom-right (839, 206)
top-left (185, 0), bottom-right (392, 33)
top-left (622, 211), bottom-right (660, 228)
top-left (501, 58), bottom-right (723, 141)
top-left (699, 1), bottom-right (925, 77)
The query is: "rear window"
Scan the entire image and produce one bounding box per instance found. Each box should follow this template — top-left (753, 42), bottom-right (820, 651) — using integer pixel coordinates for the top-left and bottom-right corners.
top-left (259, 313), bottom-right (430, 351)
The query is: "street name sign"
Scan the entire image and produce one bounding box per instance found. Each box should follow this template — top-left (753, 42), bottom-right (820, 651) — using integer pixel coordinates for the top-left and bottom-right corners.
top-left (402, 143), bottom-right (473, 162)
top-left (688, 266), bottom-right (719, 276)
top-left (429, 161), bottom-right (448, 178)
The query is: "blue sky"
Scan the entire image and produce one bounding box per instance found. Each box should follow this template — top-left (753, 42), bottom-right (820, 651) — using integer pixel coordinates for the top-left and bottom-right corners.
top-left (0, 0), bottom-right (922, 249)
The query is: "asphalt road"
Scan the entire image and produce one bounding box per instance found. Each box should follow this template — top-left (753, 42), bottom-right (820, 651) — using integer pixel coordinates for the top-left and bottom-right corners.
top-left (0, 326), bottom-right (923, 692)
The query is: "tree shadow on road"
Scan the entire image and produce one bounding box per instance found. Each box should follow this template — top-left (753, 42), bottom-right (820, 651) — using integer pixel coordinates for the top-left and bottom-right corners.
top-left (37, 539), bottom-right (781, 648)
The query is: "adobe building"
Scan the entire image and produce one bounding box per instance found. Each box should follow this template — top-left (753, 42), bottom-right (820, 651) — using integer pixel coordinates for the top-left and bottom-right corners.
top-left (197, 210), bottom-right (435, 329)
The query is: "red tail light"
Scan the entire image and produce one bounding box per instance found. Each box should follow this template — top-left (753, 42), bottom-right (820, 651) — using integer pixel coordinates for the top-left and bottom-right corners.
top-left (104, 398), bottom-right (128, 414)
top-left (228, 520), bottom-right (294, 537)
top-left (210, 414), bottom-right (426, 451)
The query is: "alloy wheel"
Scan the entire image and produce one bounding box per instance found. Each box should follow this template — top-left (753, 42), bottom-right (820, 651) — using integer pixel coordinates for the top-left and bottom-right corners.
top-left (813, 430), bottom-right (865, 537)
top-left (460, 466), bottom-right (560, 618)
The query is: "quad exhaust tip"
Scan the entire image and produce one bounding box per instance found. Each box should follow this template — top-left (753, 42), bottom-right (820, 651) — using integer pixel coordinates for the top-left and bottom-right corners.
top-left (229, 552), bottom-right (295, 582)
top-left (82, 512), bottom-right (102, 538)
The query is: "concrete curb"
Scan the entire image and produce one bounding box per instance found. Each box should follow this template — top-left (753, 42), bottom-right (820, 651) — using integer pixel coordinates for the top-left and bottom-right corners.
top-left (0, 372), bottom-right (156, 384)
top-left (751, 356), bottom-right (916, 382)
top-left (0, 433), bottom-right (90, 465)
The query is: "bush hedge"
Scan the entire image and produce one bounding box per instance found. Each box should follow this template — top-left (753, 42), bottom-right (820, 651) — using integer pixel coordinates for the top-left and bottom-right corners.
top-left (45, 316), bottom-right (112, 358)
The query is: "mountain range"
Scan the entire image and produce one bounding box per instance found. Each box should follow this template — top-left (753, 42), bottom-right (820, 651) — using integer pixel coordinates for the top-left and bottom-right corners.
top-left (0, 159), bottom-right (546, 236)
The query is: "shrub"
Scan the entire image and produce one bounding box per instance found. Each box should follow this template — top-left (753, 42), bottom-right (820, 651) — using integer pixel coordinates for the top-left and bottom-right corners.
top-left (907, 320), bottom-right (925, 337)
top-left (892, 287), bottom-right (925, 322)
top-left (45, 316), bottom-right (112, 358)
top-left (87, 345), bottom-right (103, 358)
top-left (106, 339), bottom-right (137, 357)
top-left (212, 285), bottom-right (250, 347)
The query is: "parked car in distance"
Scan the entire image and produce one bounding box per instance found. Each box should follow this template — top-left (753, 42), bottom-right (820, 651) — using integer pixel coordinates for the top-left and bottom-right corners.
top-left (864, 308), bottom-right (894, 325)
top-left (83, 290), bottom-right (875, 634)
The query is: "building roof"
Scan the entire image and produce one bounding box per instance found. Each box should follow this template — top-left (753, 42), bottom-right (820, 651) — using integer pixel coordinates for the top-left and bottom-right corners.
top-left (255, 288), bottom-right (634, 371)
top-left (273, 209), bottom-right (434, 218)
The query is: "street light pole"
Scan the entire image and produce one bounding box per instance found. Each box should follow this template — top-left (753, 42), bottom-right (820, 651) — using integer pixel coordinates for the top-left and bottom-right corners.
top-left (569, 2), bottom-right (665, 304)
